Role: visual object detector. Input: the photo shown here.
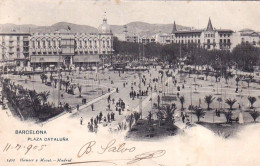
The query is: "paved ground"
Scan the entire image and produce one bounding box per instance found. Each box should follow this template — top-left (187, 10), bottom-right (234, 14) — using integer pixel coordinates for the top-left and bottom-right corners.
top-left (3, 66), bottom-right (260, 135)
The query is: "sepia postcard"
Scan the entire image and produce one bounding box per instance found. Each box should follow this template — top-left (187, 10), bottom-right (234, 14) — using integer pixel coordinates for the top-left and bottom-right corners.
top-left (1, 0), bottom-right (260, 165)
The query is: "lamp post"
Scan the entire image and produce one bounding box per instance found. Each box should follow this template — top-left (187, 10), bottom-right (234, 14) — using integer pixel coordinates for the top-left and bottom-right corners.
top-left (57, 54), bottom-right (62, 106)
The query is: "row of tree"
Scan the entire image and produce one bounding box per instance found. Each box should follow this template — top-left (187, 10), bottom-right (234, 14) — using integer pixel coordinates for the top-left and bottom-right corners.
top-left (113, 37), bottom-right (260, 72)
top-left (2, 78), bottom-right (65, 121)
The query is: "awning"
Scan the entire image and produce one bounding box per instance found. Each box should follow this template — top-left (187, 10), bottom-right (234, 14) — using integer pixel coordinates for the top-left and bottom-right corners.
top-left (31, 56), bottom-right (60, 63)
top-left (73, 55), bottom-right (100, 63)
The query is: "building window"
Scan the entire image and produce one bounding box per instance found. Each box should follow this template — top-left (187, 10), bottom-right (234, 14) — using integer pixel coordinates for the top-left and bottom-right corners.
top-left (80, 41), bottom-right (82, 47)
top-left (43, 41), bottom-right (46, 48)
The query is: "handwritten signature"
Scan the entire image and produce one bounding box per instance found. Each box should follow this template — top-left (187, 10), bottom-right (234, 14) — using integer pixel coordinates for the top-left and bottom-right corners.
top-left (62, 139), bottom-right (166, 165)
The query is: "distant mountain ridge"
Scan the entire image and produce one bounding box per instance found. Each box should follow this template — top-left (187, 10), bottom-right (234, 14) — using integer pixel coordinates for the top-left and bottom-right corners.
top-left (0, 21), bottom-right (190, 36)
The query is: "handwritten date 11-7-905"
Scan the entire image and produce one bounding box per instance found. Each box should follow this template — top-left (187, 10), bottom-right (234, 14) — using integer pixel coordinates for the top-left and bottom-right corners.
top-left (2, 143), bottom-right (47, 155)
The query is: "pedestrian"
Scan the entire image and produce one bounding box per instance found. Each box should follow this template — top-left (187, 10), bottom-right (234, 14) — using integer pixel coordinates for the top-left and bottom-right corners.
top-left (80, 117), bottom-right (83, 125)
top-left (96, 115), bottom-right (99, 123)
top-left (90, 117), bottom-right (93, 125)
top-left (87, 122), bottom-right (91, 131)
top-left (91, 104), bottom-right (94, 111)
top-left (108, 104), bottom-right (110, 110)
top-left (182, 114), bottom-right (185, 123)
top-left (99, 111), bottom-right (103, 119)
top-left (111, 112), bottom-right (114, 121)
top-left (90, 124), bottom-right (93, 132)
top-left (107, 113), bottom-right (110, 123)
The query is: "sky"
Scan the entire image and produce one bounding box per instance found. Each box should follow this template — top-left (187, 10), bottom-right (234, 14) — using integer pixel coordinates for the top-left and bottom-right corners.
top-left (0, 0), bottom-right (260, 31)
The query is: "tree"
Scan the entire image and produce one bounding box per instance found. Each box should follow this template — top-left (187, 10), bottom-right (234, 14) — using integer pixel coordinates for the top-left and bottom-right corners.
top-left (133, 112), bottom-right (140, 122)
top-left (248, 96), bottom-right (257, 109)
top-left (163, 105), bottom-right (176, 126)
top-left (39, 91), bottom-right (50, 105)
top-left (225, 98), bottom-right (237, 110)
top-left (193, 106), bottom-right (205, 122)
top-left (249, 110), bottom-right (260, 122)
top-left (157, 110), bottom-right (163, 127)
top-left (127, 113), bottom-right (134, 130)
top-left (204, 95), bottom-right (215, 110)
top-left (28, 90), bottom-right (42, 116)
top-left (179, 96), bottom-right (185, 109)
top-left (246, 75), bottom-right (254, 88)
top-left (147, 111), bottom-right (153, 126)
top-left (231, 43), bottom-right (260, 72)
top-left (40, 73), bottom-right (46, 83)
top-left (224, 72), bottom-right (232, 84)
top-left (224, 110), bottom-right (232, 123)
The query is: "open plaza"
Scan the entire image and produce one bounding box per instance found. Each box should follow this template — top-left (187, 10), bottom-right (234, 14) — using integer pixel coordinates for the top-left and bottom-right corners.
top-left (1, 62), bottom-right (260, 139)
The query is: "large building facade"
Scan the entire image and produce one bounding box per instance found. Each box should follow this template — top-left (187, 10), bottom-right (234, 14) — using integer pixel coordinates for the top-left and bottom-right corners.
top-left (121, 18), bottom-right (260, 51)
top-left (0, 17), bottom-right (113, 69)
top-left (172, 19), bottom-right (234, 50)
top-left (0, 32), bottom-right (30, 69)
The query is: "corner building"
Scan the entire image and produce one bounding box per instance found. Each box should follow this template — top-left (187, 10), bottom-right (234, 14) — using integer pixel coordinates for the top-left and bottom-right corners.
top-left (29, 17), bottom-right (113, 69)
top-left (172, 18), bottom-right (233, 51)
